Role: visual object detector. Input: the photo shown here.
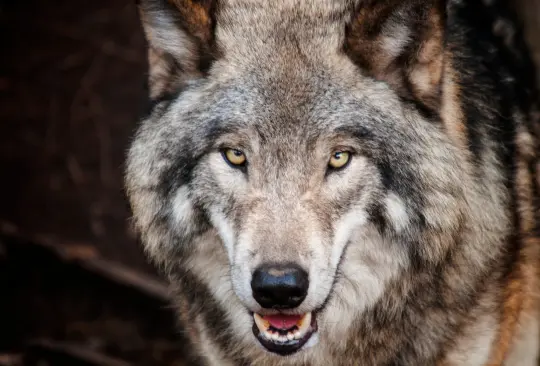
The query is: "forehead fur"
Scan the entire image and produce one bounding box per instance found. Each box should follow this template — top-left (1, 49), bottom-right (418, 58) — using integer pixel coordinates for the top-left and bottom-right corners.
top-left (213, 0), bottom-right (354, 70)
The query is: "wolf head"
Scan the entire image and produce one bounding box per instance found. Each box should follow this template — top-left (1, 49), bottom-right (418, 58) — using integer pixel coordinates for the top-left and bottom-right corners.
top-left (126, 0), bottom-right (507, 360)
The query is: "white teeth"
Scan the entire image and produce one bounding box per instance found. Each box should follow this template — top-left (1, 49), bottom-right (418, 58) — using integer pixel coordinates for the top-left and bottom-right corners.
top-left (253, 312), bottom-right (314, 342)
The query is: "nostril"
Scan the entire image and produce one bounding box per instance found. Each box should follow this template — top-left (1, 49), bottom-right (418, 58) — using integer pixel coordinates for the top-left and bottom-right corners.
top-left (251, 264), bottom-right (309, 309)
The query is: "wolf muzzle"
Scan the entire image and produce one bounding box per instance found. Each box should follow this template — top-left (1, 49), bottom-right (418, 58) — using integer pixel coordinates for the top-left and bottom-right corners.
top-left (250, 263), bottom-right (319, 355)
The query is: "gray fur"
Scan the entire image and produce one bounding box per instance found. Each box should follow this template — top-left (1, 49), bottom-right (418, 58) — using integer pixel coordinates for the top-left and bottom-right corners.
top-left (125, 0), bottom-right (540, 364)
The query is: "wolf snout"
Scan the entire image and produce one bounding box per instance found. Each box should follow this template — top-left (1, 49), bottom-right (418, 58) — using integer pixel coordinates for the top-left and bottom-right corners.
top-left (251, 264), bottom-right (309, 309)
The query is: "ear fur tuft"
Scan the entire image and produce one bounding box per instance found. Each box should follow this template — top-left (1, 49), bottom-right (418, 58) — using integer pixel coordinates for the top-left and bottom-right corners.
top-left (345, 0), bottom-right (447, 112)
top-left (138, 0), bottom-right (218, 99)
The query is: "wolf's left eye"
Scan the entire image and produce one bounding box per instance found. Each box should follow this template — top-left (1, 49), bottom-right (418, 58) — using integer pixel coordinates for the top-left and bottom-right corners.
top-left (328, 151), bottom-right (351, 170)
top-left (222, 148), bottom-right (247, 167)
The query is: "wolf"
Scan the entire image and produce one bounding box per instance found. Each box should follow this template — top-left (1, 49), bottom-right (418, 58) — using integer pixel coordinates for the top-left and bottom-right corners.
top-left (125, 0), bottom-right (540, 364)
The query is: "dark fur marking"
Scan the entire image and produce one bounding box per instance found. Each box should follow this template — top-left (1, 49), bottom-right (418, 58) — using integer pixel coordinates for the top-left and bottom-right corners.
top-left (451, 0), bottom-right (523, 170)
top-left (157, 142), bottom-right (200, 198)
top-left (531, 160), bottom-right (540, 236)
top-left (366, 201), bottom-right (387, 234)
top-left (157, 119), bottom-right (233, 198)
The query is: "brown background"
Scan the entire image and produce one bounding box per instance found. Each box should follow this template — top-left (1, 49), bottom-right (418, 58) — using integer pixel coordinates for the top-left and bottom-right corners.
top-left (0, 1), bottom-right (151, 272)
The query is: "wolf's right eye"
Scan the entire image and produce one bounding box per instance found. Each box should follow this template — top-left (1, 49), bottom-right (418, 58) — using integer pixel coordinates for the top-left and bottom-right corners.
top-left (328, 151), bottom-right (351, 170)
top-left (222, 148), bottom-right (247, 167)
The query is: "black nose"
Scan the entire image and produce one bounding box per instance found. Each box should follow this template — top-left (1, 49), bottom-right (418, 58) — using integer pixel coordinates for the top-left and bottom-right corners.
top-left (251, 264), bottom-right (309, 309)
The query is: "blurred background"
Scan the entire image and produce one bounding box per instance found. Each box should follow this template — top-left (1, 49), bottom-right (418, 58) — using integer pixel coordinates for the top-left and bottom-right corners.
top-left (0, 1), bottom-right (539, 365)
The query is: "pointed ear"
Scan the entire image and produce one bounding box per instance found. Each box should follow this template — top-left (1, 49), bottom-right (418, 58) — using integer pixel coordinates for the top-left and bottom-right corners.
top-left (138, 0), bottom-right (218, 99)
top-left (345, 0), bottom-right (447, 112)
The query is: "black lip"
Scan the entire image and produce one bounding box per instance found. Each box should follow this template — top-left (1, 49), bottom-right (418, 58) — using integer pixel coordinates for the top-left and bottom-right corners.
top-left (251, 313), bottom-right (318, 356)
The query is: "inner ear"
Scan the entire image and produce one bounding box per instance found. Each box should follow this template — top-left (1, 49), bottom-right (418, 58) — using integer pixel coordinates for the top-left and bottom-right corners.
top-left (345, 0), bottom-right (447, 114)
top-left (138, 0), bottom-right (219, 99)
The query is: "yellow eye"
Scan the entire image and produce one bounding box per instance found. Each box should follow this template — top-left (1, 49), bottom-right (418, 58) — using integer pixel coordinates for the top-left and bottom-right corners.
top-left (328, 151), bottom-right (351, 169)
top-left (223, 148), bottom-right (246, 166)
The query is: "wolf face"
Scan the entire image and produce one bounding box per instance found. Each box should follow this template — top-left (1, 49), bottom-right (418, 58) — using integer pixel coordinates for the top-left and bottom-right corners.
top-left (126, 0), bottom-right (538, 364)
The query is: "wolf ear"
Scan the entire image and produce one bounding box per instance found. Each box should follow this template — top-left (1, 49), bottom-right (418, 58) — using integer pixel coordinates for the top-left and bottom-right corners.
top-left (138, 0), bottom-right (218, 99)
top-left (345, 0), bottom-right (447, 112)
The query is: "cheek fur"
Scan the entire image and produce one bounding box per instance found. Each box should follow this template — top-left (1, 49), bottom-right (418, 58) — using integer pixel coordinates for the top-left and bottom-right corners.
top-left (322, 156), bottom-right (378, 203)
top-left (195, 153), bottom-right (249, 259)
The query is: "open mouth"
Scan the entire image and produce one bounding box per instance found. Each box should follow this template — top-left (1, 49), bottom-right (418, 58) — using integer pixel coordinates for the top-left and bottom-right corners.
top-left (252, 312), bottom-right (318, 355)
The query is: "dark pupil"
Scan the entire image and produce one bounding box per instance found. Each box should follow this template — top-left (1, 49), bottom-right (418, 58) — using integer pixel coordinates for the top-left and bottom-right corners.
top-left (334, 152), bottom-right (342, 160)
top-left (233, 150), bottom-right (243, 157)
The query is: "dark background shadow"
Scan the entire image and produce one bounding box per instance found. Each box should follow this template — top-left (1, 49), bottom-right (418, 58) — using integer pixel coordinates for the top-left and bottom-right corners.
top-left (0, 1), bottom-right (189, 365)
top-left (0, 0), bottom-right (150, 271)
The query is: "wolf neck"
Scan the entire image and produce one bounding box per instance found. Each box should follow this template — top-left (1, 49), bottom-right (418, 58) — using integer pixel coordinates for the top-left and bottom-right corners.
top-left (333, 248), bottom-right (517, 365)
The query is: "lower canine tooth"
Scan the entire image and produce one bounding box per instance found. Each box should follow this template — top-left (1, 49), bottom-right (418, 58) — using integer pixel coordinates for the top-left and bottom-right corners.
top-left (253, 313), bottom-right (270, 333)
top-left (296, 312), bottom-right (312, 337)
top-left (287, 333), bottom-right (295, 341)
top-left (271, 332), bottom-right (280, 341)
top-left (299, 313), bottom-right (311, 329)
